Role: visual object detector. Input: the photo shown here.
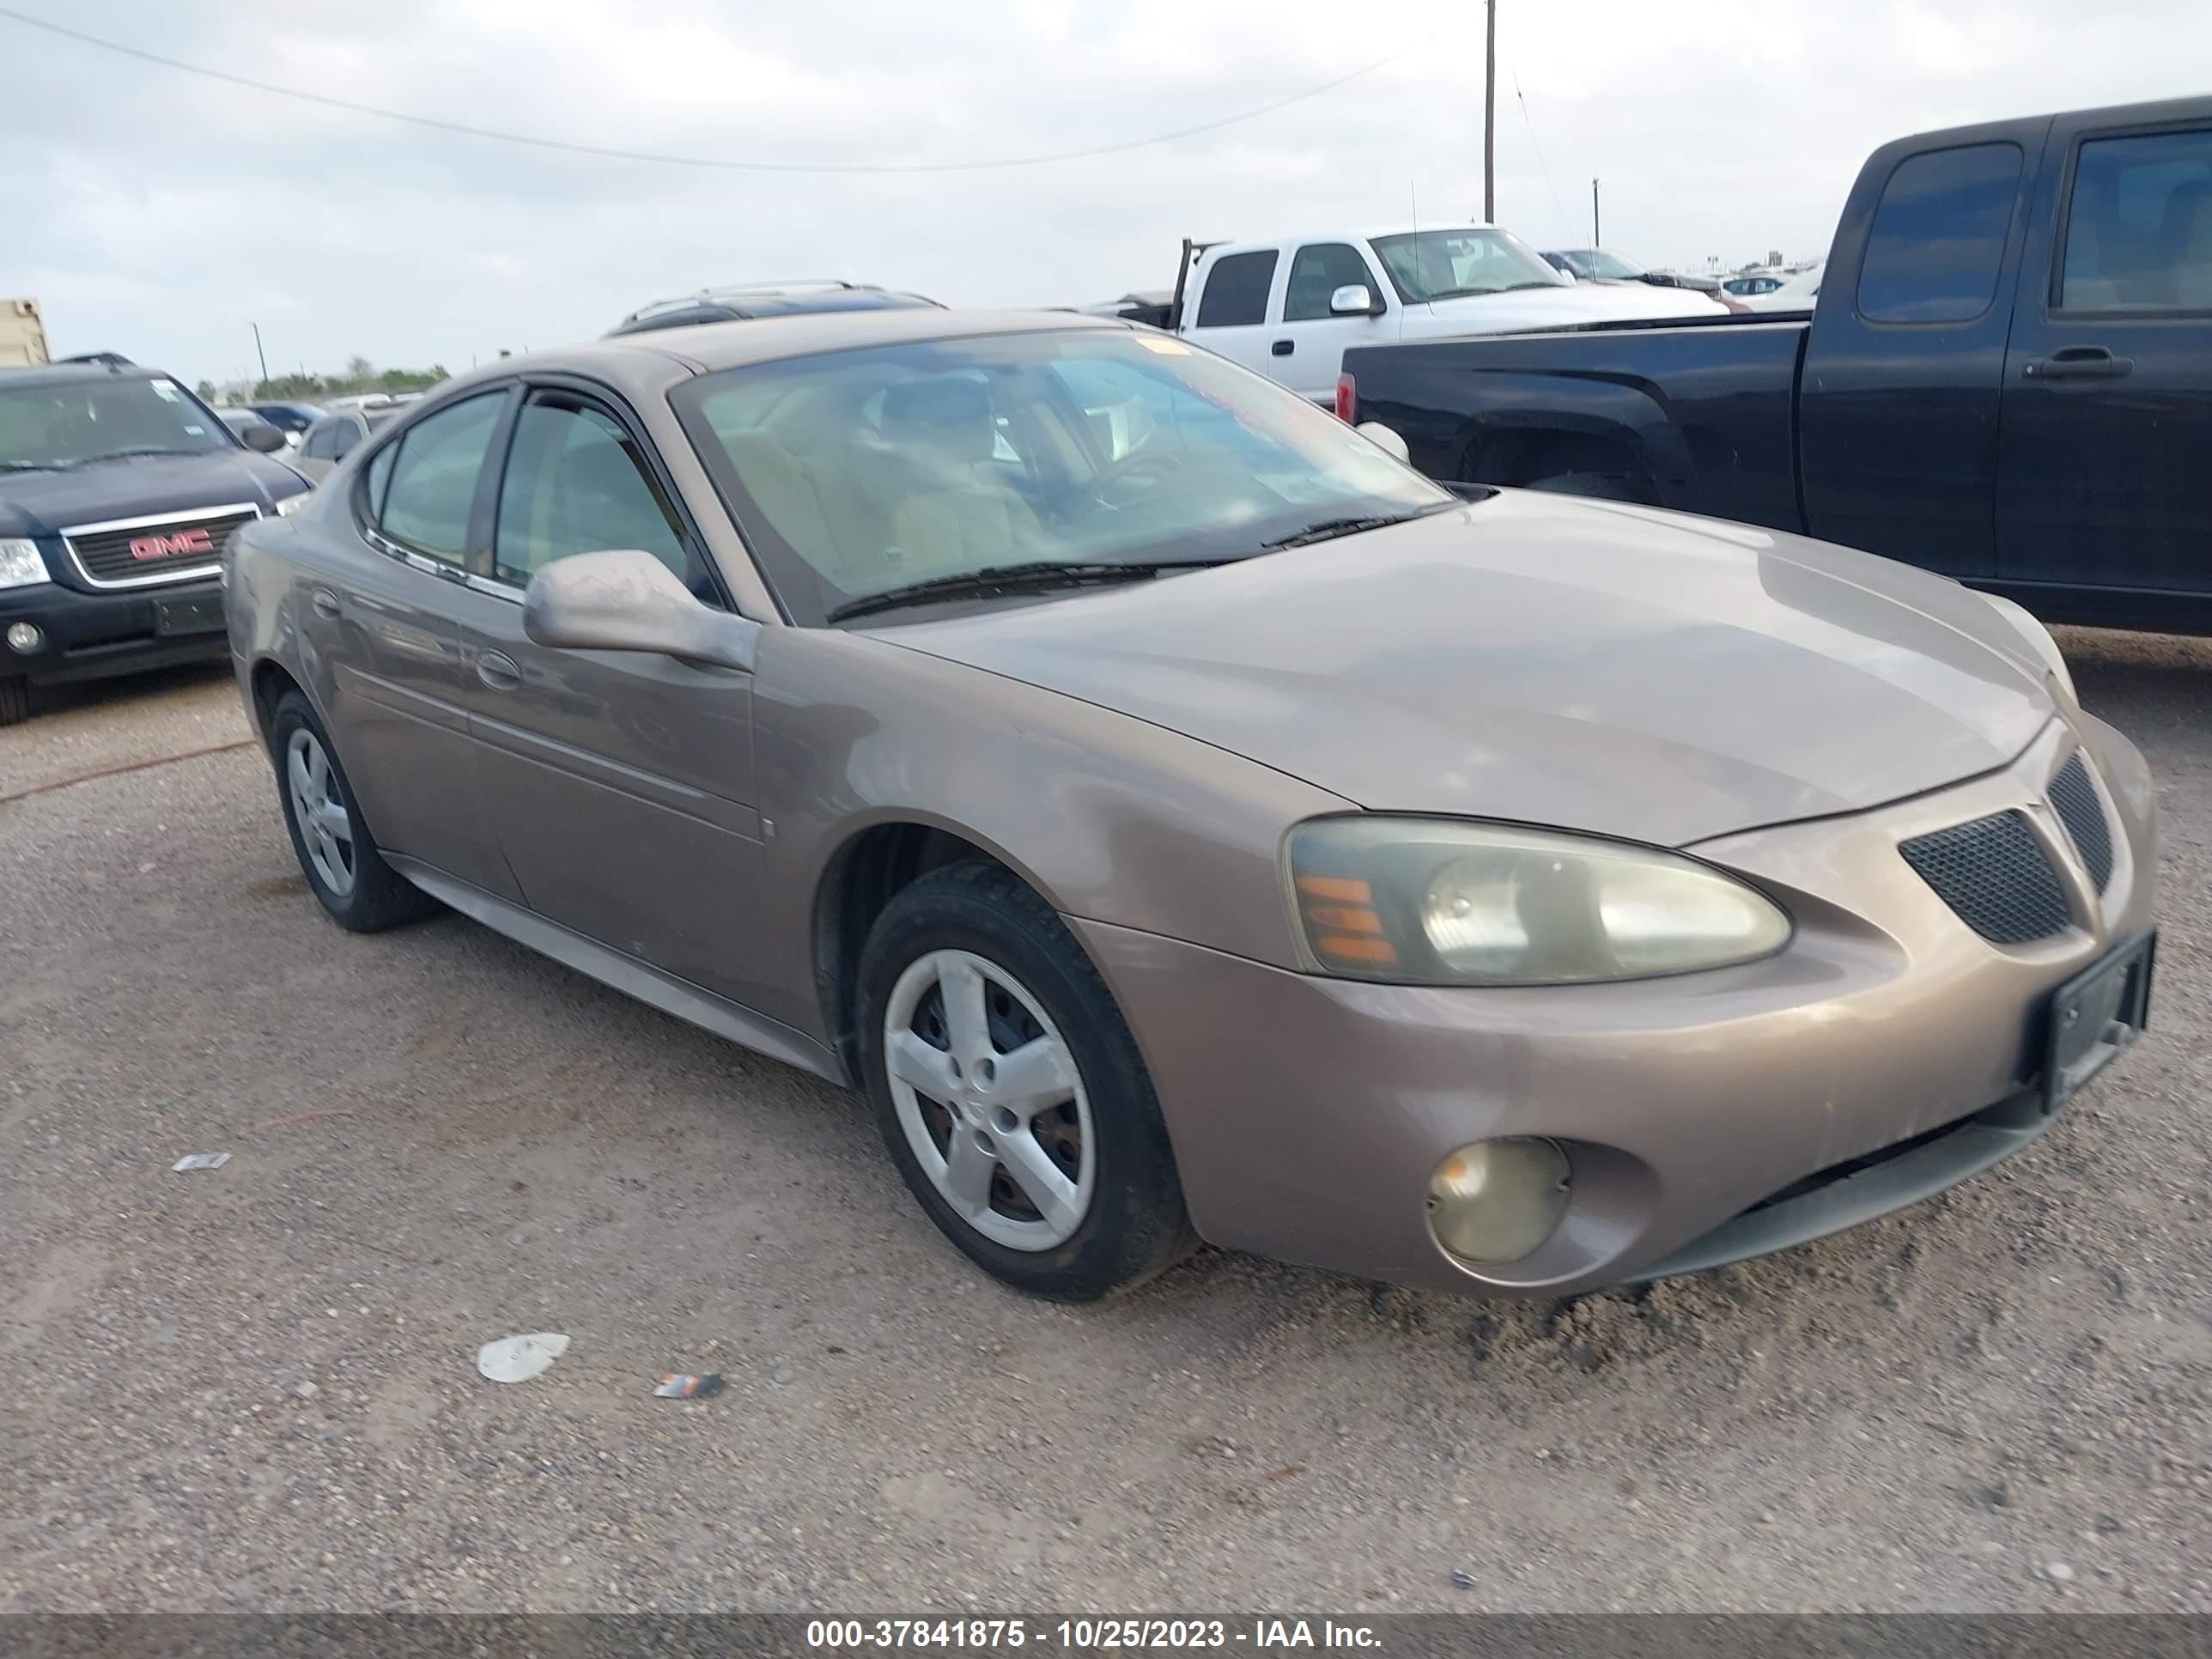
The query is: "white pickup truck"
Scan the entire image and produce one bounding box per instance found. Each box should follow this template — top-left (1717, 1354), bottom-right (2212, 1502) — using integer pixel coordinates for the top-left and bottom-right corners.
top-left (1162, 226), bottom-right (1725, 403)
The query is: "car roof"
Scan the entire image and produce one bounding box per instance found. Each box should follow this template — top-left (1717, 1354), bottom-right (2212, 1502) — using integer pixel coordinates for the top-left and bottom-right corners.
top-left (0, 361), bottom-right (166, 392)
top-left (427, 309), bottom-right (1133, 401)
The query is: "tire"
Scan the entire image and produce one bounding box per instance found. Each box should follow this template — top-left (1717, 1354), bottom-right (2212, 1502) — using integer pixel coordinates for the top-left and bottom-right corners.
top-left (858, 860), bottom-right (1197, 1301)
top-left (0, 678), bottom-right (27, 727)
top-left (1523, 469), bottom-right (1647, 502)
top-left (267, 689), bottom-right (438, 933)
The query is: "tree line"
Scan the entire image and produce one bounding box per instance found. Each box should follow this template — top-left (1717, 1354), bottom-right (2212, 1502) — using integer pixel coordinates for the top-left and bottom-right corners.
top-left (195, 356), bottom-right (451, 405)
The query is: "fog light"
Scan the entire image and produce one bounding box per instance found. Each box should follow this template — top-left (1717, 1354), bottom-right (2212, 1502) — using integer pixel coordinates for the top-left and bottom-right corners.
top-left (1426, 1138), bottom-right (1571, 1265)
top-left (5, 622), bottom-right (43, 654)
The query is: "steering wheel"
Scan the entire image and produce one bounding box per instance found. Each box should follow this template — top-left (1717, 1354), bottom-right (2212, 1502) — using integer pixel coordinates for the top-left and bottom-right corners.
top-left (1089, 446), bottom-right (1189, 509)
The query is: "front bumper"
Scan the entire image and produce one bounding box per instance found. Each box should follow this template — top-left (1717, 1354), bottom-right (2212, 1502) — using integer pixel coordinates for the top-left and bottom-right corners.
top-left (0, 578), bottom-right (229, 687)
top-left (1077, 714), bottom-right (2157, 1297)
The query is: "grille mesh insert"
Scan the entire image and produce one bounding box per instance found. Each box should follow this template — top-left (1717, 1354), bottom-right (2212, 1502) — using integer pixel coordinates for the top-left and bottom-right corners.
top-left (1899, 810), bottom-right (2070, 944)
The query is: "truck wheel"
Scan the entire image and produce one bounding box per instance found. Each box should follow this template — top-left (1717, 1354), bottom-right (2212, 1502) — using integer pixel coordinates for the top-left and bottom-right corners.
top-left (1524, 470), bottom-right (1648, 503)
top-left (0, 678), bottom-right (27, 726)
top-left (857, 860), bottom-right (1198, 1302)
top-left (268, 690), bottom-right (438, 933)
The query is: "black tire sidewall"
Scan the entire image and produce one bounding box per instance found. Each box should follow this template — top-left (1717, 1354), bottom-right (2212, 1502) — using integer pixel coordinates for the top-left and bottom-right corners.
top-left (858, 863), bottom-right (1191, 1301)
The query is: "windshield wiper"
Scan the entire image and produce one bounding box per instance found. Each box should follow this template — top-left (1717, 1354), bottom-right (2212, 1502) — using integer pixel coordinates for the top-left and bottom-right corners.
top-left (826, 558), bottom-right (1236, 623)
top-left (0, 460), bottom-right (58, 473)
top-left (1260, 507), bottom-right (1452, 550)
top-left (58, 446), bottom-right (194, 469)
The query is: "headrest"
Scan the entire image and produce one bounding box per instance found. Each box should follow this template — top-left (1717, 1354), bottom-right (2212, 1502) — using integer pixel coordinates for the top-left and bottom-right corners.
top-left (880, 375), bottom-right (994, 462)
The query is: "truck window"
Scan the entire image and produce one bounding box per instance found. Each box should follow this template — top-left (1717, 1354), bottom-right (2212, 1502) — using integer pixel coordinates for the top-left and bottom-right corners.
top-left (1285, 244), bottom-right (1378, 320)
top-left (1194, 252), bottom-right (1277, 327)
top-left (1856, 142), bottom-right (2022, 324)
top-left (2059, 129), bottom-right (2212, 312)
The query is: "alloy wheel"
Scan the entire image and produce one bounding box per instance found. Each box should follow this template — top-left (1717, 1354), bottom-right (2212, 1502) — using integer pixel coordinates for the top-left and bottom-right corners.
top-left (286, 727), bottom-right (356, 898)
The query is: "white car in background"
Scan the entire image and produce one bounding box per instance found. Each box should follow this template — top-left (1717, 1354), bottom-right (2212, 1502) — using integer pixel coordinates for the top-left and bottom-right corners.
top-left (1738, 264), bottom-right (1825, 312)
top-left (1170, 226), bottom-right (1727, 403)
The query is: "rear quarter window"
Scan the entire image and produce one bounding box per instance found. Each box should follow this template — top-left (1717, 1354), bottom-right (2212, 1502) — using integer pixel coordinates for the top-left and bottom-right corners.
top-left (1856, 142), bottom-right (2023, 324)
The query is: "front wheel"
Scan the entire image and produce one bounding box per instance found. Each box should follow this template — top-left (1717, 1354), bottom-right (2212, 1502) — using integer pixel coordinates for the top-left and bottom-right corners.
top-left (858, 861), bottom-right (1196, 1300)
top-left (0, 678), bottom-right (27, 726)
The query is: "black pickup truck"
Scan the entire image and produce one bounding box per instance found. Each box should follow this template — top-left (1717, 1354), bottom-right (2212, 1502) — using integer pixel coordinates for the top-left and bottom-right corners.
top-left (1340, 95), bottom-right (2212, 634)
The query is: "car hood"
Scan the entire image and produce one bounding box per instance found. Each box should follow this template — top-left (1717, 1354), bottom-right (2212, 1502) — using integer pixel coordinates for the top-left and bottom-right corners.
top-left (869, 492), bottom-right (2057, 848)
top-left (1416, 282), bottom-right (1723, 331)
top-left (0, 449), bottom-right (309, 537)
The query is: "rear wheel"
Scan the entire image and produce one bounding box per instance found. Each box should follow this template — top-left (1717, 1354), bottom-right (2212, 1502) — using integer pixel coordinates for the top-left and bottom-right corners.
top-left (268, 690), bottom-right (437, 933)
top-left (858, 861), bottom-right (1196, 1300)
top-left (0, 678), bottom-right (27, 726)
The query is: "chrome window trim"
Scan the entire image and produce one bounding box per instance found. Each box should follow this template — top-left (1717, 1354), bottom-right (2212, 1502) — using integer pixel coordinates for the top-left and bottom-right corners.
top-left (60, 501), bottom-right (264, 590)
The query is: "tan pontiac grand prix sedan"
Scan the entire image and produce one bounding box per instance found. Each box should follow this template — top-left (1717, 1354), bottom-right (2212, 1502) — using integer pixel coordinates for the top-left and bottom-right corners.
top-left (224, 309), bottom-right (2155, 1302)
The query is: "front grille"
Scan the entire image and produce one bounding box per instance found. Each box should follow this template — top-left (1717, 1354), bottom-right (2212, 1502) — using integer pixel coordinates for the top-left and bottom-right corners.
top-left (63, 505), bottom-right (258, 588)
top-left (1899, 810), bottom-right (2071, 944)
top-left (2048, 753), bottom-right (2114, 892)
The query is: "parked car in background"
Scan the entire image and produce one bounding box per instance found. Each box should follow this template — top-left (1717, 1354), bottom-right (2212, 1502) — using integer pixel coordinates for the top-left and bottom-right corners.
top-left (607, 280), bottom-right (943, 337)
top-left (217, 407), bottom-right (286, 447)
top-left (1736, 263), bottom-right (1824, 311)
top-left (228, 307), bottom-right (2151, 1307)
top-left (1164, 227), bottom-right (1725, 404)
top-left (249, 401), bottom-right (325, 445)
top-left (0, 359), bottom-right (310, 723)
top-left (294, 404), bottom-right (405, 483)
top-left (1340, 94), bottom-right (2212, 634)
top-left (1721, 272), bottom-right (1786, 298)
top-left (1543, 248), bottom-right (1723, 296)
top-left (1073, 290), bottom-right (1177, 328)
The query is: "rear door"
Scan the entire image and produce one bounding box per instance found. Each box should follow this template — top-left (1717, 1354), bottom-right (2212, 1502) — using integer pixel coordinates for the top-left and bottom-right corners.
top-left (311, 388), bottom-right (522, 901)
top-left (1797, 128), bottom-right (2043, 577)
top-left (449, 380), bottom-right (771, 1009)
top-left (1182, 247), bottom-right (1281, 380)
top-left (1273, 241), bottom-right (1398, 402)
top-left (1996, 111), bottom-right (2212, 599)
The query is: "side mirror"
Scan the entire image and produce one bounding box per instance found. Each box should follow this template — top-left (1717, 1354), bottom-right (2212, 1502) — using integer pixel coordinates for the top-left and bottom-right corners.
top-left (1329, 283), bottom-right (1383, 318)
top-left (1354, 421), bottom-right (1410, 464)
top-left (241, 423), bottom-right (286, 453)
top-left (522, 549), bottom-right (759, 672)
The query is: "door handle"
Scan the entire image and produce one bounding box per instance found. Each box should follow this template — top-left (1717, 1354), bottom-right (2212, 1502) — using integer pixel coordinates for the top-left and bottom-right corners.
top-left (1271, 339), bottom-right (1294, 356)
top-left (309, 588), bottom-right (341, 621)
top-left (477, 650), bottom-right (521, 691)
top-left (2022, 345), bottom-right (2134, 381)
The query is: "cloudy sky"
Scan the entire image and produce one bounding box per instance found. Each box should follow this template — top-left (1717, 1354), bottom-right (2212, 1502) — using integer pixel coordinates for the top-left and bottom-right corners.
top-left (3, 0), bottom-right (2206, 386)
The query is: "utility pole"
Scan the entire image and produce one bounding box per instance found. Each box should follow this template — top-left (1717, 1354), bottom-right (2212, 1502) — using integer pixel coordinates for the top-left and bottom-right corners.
top-left (251, 321), bottom-right (269, 387)
top-left (1482, 0), bottom-right (1497, 223)
top-left (1591, 178), bottom-right (1601, 246)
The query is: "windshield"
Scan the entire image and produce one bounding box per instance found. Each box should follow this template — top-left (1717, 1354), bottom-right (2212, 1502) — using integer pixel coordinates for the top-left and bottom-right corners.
top-left (1370, 229), bottom-right (1567, 303)
top-left (0, 375), bottom-right (234, 471)
top-left (672, 329), bottom-right (1453, 625)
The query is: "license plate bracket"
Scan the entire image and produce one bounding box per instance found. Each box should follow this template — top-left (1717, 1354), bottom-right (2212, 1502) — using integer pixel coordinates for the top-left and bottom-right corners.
top-left (2042, 931), bottom-right (2154, 1114)
top-left (154, 595), bottom-right (226, 637)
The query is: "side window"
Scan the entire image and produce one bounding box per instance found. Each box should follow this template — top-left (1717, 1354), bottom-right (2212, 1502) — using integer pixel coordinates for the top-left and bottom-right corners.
top-left (363, 441), bottom-right (396, 520)
top-left (377, 392), bottom-right (506, 564)
top-left (302, 421), bottom-right (340, 460)
top-left (329, 416), bottom-right (362, 459)
top-left (2061, 128), bottom-right (2212, 312)
top-left (1284, 243), bottom-right (1379, 321)
top-left (1194, 251), bottom-right (1278, 327)
top-left (1856, 142), bottom-right (2023, 324)
top-left (492, 395), bottom-right (696, 592)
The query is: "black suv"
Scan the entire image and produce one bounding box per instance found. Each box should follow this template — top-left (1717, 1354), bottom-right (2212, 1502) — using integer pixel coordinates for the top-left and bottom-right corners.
top-left (606, 280), bottom-right (941, 337)
top-left (0, 360), bottom-right (313, 724)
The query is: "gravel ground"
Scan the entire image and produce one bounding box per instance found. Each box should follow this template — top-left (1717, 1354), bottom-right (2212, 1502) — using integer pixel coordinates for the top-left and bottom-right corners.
top-left (1, 632), bottom-right (2208, 1616)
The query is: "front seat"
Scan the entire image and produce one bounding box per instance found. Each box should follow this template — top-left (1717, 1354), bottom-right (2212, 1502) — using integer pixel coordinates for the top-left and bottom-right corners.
top-left (878, 377), bottom-right (1042, 577)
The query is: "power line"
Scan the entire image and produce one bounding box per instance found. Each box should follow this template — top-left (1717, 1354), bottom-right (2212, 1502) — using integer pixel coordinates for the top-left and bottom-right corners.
top-left (1512, 70), bottom-right (1575, 244)
top-left (0, 5), bottom-right (1424, 175)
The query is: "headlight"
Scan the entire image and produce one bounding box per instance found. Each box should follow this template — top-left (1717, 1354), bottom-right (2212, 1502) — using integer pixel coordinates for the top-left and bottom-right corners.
top-left (273, 491), bottom-right (312, 517)
top-left (1287, 817), bottom-right (1790, 985)
top-left (0, 538), bottom-right (47, 590)
top-left (1981, 592), bottom-right (2074, 702)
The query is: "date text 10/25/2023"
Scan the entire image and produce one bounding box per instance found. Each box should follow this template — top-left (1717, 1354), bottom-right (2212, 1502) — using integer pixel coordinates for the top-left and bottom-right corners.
top-left (805, 1620), bottom-right (1383, 1651)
